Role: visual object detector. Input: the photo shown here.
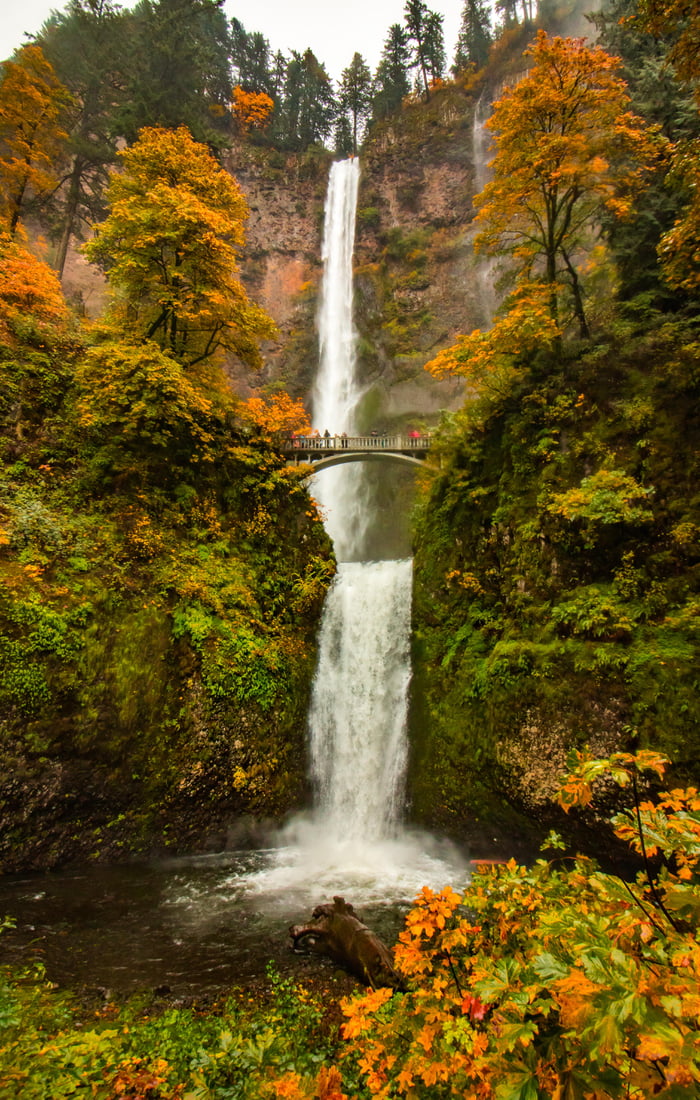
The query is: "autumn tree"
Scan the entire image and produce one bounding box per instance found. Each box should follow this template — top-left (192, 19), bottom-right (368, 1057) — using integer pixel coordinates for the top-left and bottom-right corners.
top-left (232, 86), bottom-right (274, 135)
top-left (337, 53), bottom-right (372, 155)
top-left (371, 24), bottom-right (411, 121)
top-left (241, 390), bottom-right (311, 440)
top-left (85, 125), bottom-right (276, 368)
top-left (474, 32), bottom-right (661, 338)
top-left (0, 45), bottom-right (72, 235)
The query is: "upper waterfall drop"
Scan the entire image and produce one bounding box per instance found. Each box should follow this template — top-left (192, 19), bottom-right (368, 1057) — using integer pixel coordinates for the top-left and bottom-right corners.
top-left (313, 157), bottom-right (361, 435)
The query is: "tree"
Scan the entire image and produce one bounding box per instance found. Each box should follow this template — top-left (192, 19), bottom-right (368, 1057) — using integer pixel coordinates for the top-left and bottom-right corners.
top-left (230, 17), bottom-right (274, 95)
top-left (0, 45), bottom-right (72, 235)
top-left (404, 0), bottom-right (445, 100)
top-left (241, 390), bottom-right (310, 440)
top-left (38, 0), bottom-right (127, 278)
top-left (114, 0), bottom-right (232, 146)
top-left (337, 53), bottom-right (372, 155)
top-left (278, 49), bottom-right (336, 151)
top-left (474, 32), bottom-right (662, 338)
top-left (232, 86), bottom-right (274, 135)
top-left (84, 126), bottom-right (276, 368)
top-left (372, 24), bottom-right (411, 121)
top-left (453, 0), bottom-right (492, 74)
top-left (590, 0), bottom-right (700, 299)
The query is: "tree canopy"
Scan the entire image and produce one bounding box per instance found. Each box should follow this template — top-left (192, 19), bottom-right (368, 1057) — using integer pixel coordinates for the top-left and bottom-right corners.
top-left (474, 31), bottom-right (662, 338)
top-left (85, 125), bottom-right (276, 368)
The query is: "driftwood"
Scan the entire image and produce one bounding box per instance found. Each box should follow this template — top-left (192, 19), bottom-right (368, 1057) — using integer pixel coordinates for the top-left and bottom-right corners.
top-left (289, 895), bottom-right (402, 988)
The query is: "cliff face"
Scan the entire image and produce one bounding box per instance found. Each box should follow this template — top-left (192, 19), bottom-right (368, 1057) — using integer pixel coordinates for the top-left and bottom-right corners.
top-left (227, 82), bottom-right (492, 430)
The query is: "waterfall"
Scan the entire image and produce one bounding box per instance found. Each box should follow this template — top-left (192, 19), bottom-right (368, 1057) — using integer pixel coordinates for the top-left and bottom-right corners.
top-left (472, 91), bottom-right (499, 325)
top-left (241, 158), bottom-right (464, 904)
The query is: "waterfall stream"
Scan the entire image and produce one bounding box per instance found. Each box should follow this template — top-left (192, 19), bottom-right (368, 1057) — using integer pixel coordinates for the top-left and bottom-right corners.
top-left (0, 159), bottom-right (465, 995)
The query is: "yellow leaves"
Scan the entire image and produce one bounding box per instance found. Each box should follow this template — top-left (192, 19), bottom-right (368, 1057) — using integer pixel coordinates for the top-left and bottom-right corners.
top-left (85, 126), bottom-right (276, 367)
top-left (0, 46), bottom-right (72, 233)
top-left (242, 391), bottom-right (311, 439)
top-left (232, 86), bottom-right (274, 134)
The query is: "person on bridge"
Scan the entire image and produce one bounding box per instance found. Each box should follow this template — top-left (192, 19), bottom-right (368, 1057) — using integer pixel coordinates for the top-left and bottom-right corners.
top-left (323, 429), bottom-right (331, 447)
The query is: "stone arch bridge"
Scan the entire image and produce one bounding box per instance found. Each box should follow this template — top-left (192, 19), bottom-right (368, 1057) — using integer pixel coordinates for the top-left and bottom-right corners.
top-left (282, 433), bottom-right (430, 471)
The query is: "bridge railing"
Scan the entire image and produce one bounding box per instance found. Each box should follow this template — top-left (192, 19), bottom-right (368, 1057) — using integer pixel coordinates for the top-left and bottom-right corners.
top-left (282, 433), bottom-right (431, 453)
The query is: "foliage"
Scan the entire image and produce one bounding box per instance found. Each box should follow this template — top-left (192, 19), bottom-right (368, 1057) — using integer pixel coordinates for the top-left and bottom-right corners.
top-left (232, 86), bottom-right (275, 135)
top-left (241, 391), bottom-right (311, 440)
top-left (0, 960), bottom-right (339, 1099)
top-left (336, 750), bottom-right (700, 1099)
top-left (0, 45), bottom-right (72, 235)
top-left (425, 282), bottom-right (561, 393)
top-left (413, 307), bottom-right (700, 832)
top-left (475, 31), bottom-right (664, 337)
top-left (85, 125), bottom-right (276, 368)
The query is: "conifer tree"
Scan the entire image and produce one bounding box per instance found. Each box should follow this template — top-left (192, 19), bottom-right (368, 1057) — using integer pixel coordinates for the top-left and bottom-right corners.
top-left (278, 49), bottom-right (336, 151)
top-left (115, 0), bottom-right (232, 146)
top-left (372, 23), bottom-right (411, 120)
top-left (454, 0), bottom-right (493, 73)
top-left (337, 53), bottom-right (372, 155)
top-left (404, 0), bottom-right (445, 100)
top-left (38, 0), bottom-right (126, 278)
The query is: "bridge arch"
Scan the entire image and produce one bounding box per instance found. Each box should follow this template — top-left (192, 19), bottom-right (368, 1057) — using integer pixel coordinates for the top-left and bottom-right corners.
top-left (299, 450), bottom-right (425, 472)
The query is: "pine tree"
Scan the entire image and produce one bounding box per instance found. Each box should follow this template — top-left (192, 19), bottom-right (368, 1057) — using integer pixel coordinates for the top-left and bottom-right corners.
top-left (372, 23), bottom-right (411, 120)
top-left (38, 0), bottom-right (127, 278)
top-left (453, 0), bottom-right (492, 74)
top-left (404, 0), bottom-right (445, 100)
top-left (338, 53), bottom-right (372, 155)
top-left (114, 0), bottom-right (232, 146)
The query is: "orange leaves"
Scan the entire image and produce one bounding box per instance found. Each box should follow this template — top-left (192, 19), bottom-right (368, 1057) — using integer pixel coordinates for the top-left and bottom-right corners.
top-left (471, 30), bottom-right (662, 339)
top-left (0, 45), bottom-right (72, 233)
top-left (241, 391), bottom-right (311, 439)
top-left (341, 986), bottom-right (393, 1040)
top-left (424, 282), bottom-right (560, 393)
top-left (0, 234), bottom-right (70, 345)
top-left (85, 126), bottom-right (276, 368)
top-left (232, 86), bottom-right (274, 134)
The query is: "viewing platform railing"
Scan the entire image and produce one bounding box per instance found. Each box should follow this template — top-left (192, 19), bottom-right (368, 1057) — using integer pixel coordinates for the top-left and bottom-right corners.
top-left (282, 433), bottom-right (431, 457)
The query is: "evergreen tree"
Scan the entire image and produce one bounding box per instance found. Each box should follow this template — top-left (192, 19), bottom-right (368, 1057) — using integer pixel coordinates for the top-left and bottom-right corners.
top-left (278, 49), bottom-right (336, 151)
top-left (38, 0), bottom-right (127, 278)
top-left (372, 23), bottom-right (411, 120)
top-left (404, 0), bottom-right (445, 100)
top-left (115, 0), bottom-right (232, 146)
top-left (593, 0), bottom-right (700, 299)
top-left (337, 52), bottom-right (372, 155)
top-left (230, 17), bottom-right (274, 95)
top-left (453, 0), bottom-right (492, 74)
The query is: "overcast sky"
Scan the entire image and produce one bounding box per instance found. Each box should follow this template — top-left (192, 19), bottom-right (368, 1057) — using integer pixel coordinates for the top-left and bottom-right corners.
top-left (0, 0), bottom-right (464, 84)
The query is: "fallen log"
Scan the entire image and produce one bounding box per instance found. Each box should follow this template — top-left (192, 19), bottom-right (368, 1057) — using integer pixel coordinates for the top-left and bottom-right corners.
top-left (289, 895), bottom-right (402, 988)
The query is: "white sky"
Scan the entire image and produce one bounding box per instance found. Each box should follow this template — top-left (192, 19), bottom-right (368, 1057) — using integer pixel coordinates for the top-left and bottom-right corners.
top-left (0, 0), bottom-right (464, 84)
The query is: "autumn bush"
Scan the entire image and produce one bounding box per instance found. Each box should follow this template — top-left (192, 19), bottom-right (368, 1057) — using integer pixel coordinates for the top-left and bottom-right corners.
top-left (334, 750), bottom-right (700, 1099)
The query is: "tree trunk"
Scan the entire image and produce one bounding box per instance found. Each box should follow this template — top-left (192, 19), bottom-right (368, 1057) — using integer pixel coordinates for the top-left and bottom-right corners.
top-left (289, 896), bottom-right (402, 988)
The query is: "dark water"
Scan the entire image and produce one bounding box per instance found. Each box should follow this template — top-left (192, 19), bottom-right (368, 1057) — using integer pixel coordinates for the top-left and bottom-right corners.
top-left (0, 849), bottom-right (424, 996)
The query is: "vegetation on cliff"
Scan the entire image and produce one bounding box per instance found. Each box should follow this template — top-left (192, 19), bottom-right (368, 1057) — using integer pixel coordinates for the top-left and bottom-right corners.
top-left (0, 126), bottom-right (332, 870)
top-left (409, 16), bottom-right (700, 838)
